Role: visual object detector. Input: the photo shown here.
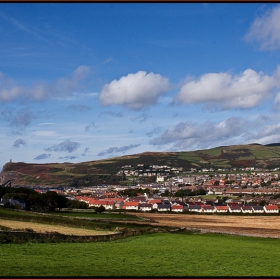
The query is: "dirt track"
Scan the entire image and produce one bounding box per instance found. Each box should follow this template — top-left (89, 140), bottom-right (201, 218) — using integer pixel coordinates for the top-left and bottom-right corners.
top-left (133, 213), bottom-right (280, 238)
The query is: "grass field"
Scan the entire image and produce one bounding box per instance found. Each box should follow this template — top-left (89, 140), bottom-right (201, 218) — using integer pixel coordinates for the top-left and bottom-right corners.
top-left (1, 232), bottom-right (280, 277)
top-left (50, 210), bottom-right (139, 219)
top-left (0, 208), bottom-right (144, 233)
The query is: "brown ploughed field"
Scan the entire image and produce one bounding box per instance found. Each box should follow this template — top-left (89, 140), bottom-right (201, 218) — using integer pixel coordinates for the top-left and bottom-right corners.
top-left (133, 212), bottom-right (280, 238)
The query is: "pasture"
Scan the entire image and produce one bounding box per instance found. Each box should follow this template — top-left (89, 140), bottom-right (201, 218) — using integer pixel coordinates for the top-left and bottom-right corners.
top-left (2, 208), bottom-right (280, 277)
top-left (1, 232), bottom-right (280, 277)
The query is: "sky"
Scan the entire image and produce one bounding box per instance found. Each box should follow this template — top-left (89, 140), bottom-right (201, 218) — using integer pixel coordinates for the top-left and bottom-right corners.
top-left (1, 3), bottom-right (280, 170)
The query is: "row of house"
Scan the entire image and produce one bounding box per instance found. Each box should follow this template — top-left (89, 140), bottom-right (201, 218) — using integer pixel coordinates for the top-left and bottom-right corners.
top-left (75, 196), bottom-right (279, 214)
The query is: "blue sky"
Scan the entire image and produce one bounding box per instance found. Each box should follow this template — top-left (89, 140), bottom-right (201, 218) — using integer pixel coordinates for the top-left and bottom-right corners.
top-left (1, 3), bottom-right (280, 170)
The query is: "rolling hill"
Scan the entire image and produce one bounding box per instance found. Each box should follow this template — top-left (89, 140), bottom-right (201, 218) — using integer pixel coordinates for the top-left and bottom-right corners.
top-left (1, 143), bottom-right (280, 187)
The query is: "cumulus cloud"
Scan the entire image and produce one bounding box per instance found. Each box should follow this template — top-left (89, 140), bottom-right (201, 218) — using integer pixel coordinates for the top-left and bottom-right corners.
top-left (150, 117), bottom-right (248, 150)
top-left (34, 154), bottom-right (51, 160)
top-left (0, 66), bottom-right (91, 102)
top-left (245, 6), bottom-right (280, 50)
top-left (247, 123), bottom-right (280, 145)
top-left (97, 143), bottom-right (141, 156)
top-left (45, 140), bottom-right (80, 153)
top-left (99, 71), bottom-right (169, 110)
top-left (174, 68), bottom-right (275, 110)
top-left (13, 139), bottom-right (27, 148)
top-left (67, 104), bottom-right (92, 112)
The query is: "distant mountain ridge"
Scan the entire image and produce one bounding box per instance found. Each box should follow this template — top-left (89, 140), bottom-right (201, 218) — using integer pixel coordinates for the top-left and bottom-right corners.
top-left (1, 142), bottom-right (280, 187)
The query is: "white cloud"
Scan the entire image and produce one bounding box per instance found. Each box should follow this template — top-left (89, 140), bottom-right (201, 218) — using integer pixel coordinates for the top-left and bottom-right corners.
top-left (31, 65), bottom-right (91, 101)
top-left (99, 71), bottom-right (169, 110)
top-left (0, 66), bottom-right (91, 103)
top-left (174, 68), bottom-right (275, 109)
top-left (273, 92), bottom-right (280, 109)
top-left (247, 123), bottom-right (280, 145)
top-left (150, 117), bottom-right (248, 150)
top-left (0, 72), bottom-right (24, 101)
top-left (245, 5), bottom-right (280, 50)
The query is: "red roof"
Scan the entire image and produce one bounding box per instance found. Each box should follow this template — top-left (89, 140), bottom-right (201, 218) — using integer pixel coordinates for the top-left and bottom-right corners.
top-left (265, 205), bottom-right (279, 210)
top-left (172, 205), bottom-right (183, 209)
top-left (216, 206), bottom-right (228, 210)
top-left (124, 201), bottom-right (139, 206)
top-left (202, 205), bottom-right (214, 209)
top-left (227, 202), bottom-right (240, 206)
top-left (107, 197), bottom-right (124, 202)
top-left (149, 199), bottom-right (162, 204)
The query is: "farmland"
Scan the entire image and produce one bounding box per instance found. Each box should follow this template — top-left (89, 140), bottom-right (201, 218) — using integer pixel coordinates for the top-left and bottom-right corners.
top-left (133, 212), bottom-right (280, 238)
top-left (0, 219), bottom-right (113, 235)
top-left (2, 209), bottom-right (280, 276)
top-left (2, 232), bottom-right (280, 277)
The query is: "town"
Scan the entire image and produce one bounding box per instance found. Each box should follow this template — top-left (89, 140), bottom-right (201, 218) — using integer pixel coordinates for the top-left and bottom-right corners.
top-left (2, 162), bottom-right (280, 214)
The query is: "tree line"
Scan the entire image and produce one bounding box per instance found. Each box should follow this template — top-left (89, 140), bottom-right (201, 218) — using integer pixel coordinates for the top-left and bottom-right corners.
top-left (0, 186), bottom-right (87, 211)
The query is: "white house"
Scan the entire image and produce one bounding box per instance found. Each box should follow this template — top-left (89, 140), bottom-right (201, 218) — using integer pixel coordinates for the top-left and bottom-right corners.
top-left (156, 176), bottom-right (165, 183)
top-left (215, 205), bottom-right (228, 213)
top-left (188, 205), bottom-right (202, 213)
top-left (139, 203), bottom-right (153, 212)
top-left (241, 206), bottom-right (253, 214)
top-left (171, 205), bottom-right (184, 212)
top-left (252, 205), bottom-right (264, 213)
top-left (202, 205), bottom-right (216, 213)
top-left (228, 205), bottom-right (242, 213)
top-left (264, 205), bottom-right (279, 213)
top-left (157, 203), bottom-right (171, 212)
top-left (123, 201), bottom-right (139, 210)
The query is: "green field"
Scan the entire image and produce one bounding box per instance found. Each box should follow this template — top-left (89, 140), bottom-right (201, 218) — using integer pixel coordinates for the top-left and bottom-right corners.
top-left (50, 210), bottom-right (139, 219)
top-left (1, 232), bottom-right (280, 277)
top-left (0, 208), bottom-right (148, 232)
top-left (198, 147), bottom-right (222, 157)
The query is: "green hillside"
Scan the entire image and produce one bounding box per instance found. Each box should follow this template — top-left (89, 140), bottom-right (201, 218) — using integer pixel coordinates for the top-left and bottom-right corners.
top-left (1, 143), bottom-right (280, 187)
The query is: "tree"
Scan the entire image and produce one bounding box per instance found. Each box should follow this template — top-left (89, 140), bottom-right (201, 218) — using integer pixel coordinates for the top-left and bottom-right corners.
top-left (174, 189), bottom-right (191, 197)
top-left (67, 200), bottom-right (88, 209)
top-left (43, 191), bottom-right (59, 211)
top-left (95, 205), bottom-right (105, 214)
